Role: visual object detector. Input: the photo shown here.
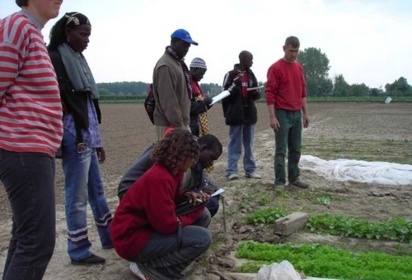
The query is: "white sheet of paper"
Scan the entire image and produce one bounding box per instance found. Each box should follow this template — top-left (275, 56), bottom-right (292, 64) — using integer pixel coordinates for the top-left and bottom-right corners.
top-left (211, 188), bottom-right (225, 196)
top-left (247, 86), bottom-right (264, 91)
top-left (211, 90), bottom-right (230, 105)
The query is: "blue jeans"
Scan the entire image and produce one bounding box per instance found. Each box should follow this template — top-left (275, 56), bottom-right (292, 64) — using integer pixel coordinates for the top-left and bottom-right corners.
top-left (0, 149), bottom-right (56, 280)
top-left (274, 109), bottom-right (302, 185)
top-left (134, 210), bottom-right (212, 280)
top-left (226, 124), bottom-right (257, 176)
top-left (61, 130), bottom-right (113, 260)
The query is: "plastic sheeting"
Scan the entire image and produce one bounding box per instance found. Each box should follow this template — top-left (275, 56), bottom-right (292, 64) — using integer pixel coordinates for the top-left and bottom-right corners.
top-left (257, 260), bottom-right (302, 280)
top-left (299, 155), bottom-right (412, 185)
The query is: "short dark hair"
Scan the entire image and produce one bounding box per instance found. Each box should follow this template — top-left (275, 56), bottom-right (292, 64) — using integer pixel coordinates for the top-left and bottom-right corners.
top-left (238, 50), bottom-right (252, 61)
top-left (198, 134), bottom-right (222, 155)
top-left (285, 36), bottom-right (300, 48)
top-left (16, 0), bottom-right (28, 7)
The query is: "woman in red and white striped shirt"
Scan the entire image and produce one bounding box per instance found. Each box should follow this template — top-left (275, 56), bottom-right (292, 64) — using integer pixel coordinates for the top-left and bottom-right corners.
top-left (0, 0), bottom-right (63, 279)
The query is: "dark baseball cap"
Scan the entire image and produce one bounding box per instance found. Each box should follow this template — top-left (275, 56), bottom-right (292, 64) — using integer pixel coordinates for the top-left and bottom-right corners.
top-left (171, 29), bottom-right (198, 45)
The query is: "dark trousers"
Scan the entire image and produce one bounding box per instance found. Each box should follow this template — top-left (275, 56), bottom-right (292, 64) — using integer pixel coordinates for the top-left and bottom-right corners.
top-left (206, 195), bottom-right (220, 217)
top-left (135, 209), bottom-right (212, 280)
top-left (0, 149), bottom-right (56, 280)
top-left (274, 109), bottom-right (302, 185)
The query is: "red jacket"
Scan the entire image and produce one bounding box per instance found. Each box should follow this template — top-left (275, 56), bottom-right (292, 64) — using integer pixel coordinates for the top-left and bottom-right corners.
top-left (265, 59), bottom-right (307, 111)
top-left (111, 162), bottom-right (204, 260)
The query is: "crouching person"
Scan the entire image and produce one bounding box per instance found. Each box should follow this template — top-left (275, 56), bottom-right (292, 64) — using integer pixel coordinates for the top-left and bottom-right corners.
top-left (118, 133), bottom-right (223, 217)
top-left (111, 129), bottom-right (212, 280)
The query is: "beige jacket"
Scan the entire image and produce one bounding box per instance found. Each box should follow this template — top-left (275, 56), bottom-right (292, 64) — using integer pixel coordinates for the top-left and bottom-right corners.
top-left (152, 52), bottom-right (190, 128)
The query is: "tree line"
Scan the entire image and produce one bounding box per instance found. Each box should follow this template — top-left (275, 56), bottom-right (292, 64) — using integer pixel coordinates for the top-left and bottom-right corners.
top-left (97, 48), bottom-right (411, 98)
top-left (98, 81), bottom-right (223, 98)
top-left (298, 47), bottom-right (412, 97)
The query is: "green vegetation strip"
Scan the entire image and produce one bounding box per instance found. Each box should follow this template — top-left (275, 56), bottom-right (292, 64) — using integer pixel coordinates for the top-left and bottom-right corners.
top-left (236, 241), bottom-right (412, 280)
top-left (245, 207), bottom-right (412, 244)
top-left (302, 138), bottom-right (412, 165)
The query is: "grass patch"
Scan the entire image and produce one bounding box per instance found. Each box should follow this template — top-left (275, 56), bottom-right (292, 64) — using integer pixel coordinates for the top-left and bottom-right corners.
top-left (302, 138), bottom-right (412, 164)
top-left (236, 241), bottom-right (412, 280)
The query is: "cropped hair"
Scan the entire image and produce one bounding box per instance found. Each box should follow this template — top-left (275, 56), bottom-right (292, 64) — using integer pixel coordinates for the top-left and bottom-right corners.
top-left (152, 129), bottom-right (200, 175)
top-left (198, 134), bottom-right (222, 154)
top-left (239, 50), bottom-right (252, 61)
top-left (16, 0), bottom-right (27, 8)
top-left (285, 36), bottom-right (300, 48)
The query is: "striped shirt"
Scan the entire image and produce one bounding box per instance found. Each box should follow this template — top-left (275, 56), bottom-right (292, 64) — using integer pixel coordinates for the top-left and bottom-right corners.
top-left (0, 11), bottom-right (63, 157)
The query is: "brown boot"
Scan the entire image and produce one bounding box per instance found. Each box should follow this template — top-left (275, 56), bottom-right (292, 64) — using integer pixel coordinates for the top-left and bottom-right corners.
top-left (291, 180), bottom-right (310, 189)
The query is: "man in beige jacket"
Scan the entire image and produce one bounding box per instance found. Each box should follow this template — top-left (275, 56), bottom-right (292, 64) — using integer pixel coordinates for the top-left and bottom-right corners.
top-left (152, 29), bottom-right (199, 139)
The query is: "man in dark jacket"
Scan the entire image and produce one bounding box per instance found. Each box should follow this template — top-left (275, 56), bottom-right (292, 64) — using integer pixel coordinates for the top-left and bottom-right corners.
top-left (222, 50), bottom-right (261, 180)
top-left (118, 134), bottom-right (223, 217)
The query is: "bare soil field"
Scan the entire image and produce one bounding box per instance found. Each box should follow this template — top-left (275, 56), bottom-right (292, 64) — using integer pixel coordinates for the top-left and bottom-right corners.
top-left (1, 102), bottom-right (411, 279)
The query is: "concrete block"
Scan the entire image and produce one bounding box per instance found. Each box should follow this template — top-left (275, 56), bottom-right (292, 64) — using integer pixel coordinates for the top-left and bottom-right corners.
top-left (274, 212), bottom-right (308, 236)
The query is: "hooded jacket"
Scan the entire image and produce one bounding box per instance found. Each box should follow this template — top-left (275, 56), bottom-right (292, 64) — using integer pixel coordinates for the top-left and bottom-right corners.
top-left (221, 68), bottom-right (260, 126)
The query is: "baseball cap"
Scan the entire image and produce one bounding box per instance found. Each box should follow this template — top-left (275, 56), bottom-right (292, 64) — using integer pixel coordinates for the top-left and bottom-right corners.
top-left (171, 29), bottom-right (198, 46)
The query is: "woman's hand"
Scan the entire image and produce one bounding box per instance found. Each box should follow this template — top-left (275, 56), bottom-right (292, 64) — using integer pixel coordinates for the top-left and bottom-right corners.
top-left (184, 190), bottom-right (209, 205)
top-left (96, 147), bottom-right (106, 163)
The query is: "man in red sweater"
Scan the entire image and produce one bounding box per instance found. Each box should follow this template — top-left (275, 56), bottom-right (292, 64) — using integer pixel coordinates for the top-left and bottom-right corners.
top-left (265, 36), bottom-right (310, 189)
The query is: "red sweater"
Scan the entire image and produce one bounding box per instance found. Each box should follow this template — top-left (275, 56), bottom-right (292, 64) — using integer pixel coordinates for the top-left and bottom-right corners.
top-left (111, 162), bottom-right (204, 261)
top-left (265, 59), bottom-right (307, 111)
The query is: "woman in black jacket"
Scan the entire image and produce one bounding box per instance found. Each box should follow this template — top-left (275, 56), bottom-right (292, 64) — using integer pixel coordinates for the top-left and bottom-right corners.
top-left (48, 12), bottom-right (113, 266)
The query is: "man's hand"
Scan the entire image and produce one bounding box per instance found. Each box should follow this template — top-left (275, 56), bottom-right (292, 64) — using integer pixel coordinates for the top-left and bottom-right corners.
top-left (203, 95), bottom-right (213, 106)
top-left (269, 115), bottom-right (280, 131)
top-left (201, 181), bottom-right (217, 195)
top-left (303, 114), bottom-right (310, 128)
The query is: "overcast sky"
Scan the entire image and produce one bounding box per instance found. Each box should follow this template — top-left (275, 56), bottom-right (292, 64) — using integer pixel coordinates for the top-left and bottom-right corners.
top-left (1, 0), bottom-right (411, 89)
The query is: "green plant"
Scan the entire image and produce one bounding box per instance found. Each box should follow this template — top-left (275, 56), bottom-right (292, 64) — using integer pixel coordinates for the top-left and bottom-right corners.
top-left (244, 207), bottom-right (287, 225)
top-left (307, 214), bottom-right (412, 244)
top-left (236, 241), bottom-right (412, 280)
top-left (316, 195), bottom-right (331, 206)
top-left (257, 194), bottom-right (270, 206)
top-left (244, 208), bottom-right (412, 244)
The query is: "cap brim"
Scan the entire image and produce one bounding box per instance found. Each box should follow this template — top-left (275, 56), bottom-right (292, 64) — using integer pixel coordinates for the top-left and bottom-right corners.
top-left (181, 38), bottom-right (198, 46)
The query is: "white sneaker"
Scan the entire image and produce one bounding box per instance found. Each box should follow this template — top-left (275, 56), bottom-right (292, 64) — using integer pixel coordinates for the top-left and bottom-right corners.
top-left (129, 262), bottom-right (148, 280)
top-left (245, 172), bottom-right (262, 179)
top-left (227, 173), bottom-right (239, 180)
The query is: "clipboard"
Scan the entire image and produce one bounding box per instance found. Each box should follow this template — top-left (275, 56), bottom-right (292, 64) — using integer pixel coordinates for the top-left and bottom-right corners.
top-left (211, 188), bottom-right (225, 197)
top-left (247, 86), bottom-right (264, 91)
top-left (211, 90), bottom-right (230, 105)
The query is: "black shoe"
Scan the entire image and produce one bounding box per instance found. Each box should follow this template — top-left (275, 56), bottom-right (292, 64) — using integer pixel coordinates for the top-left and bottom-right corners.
top-left (71, 254), bottom-right (106, 265)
